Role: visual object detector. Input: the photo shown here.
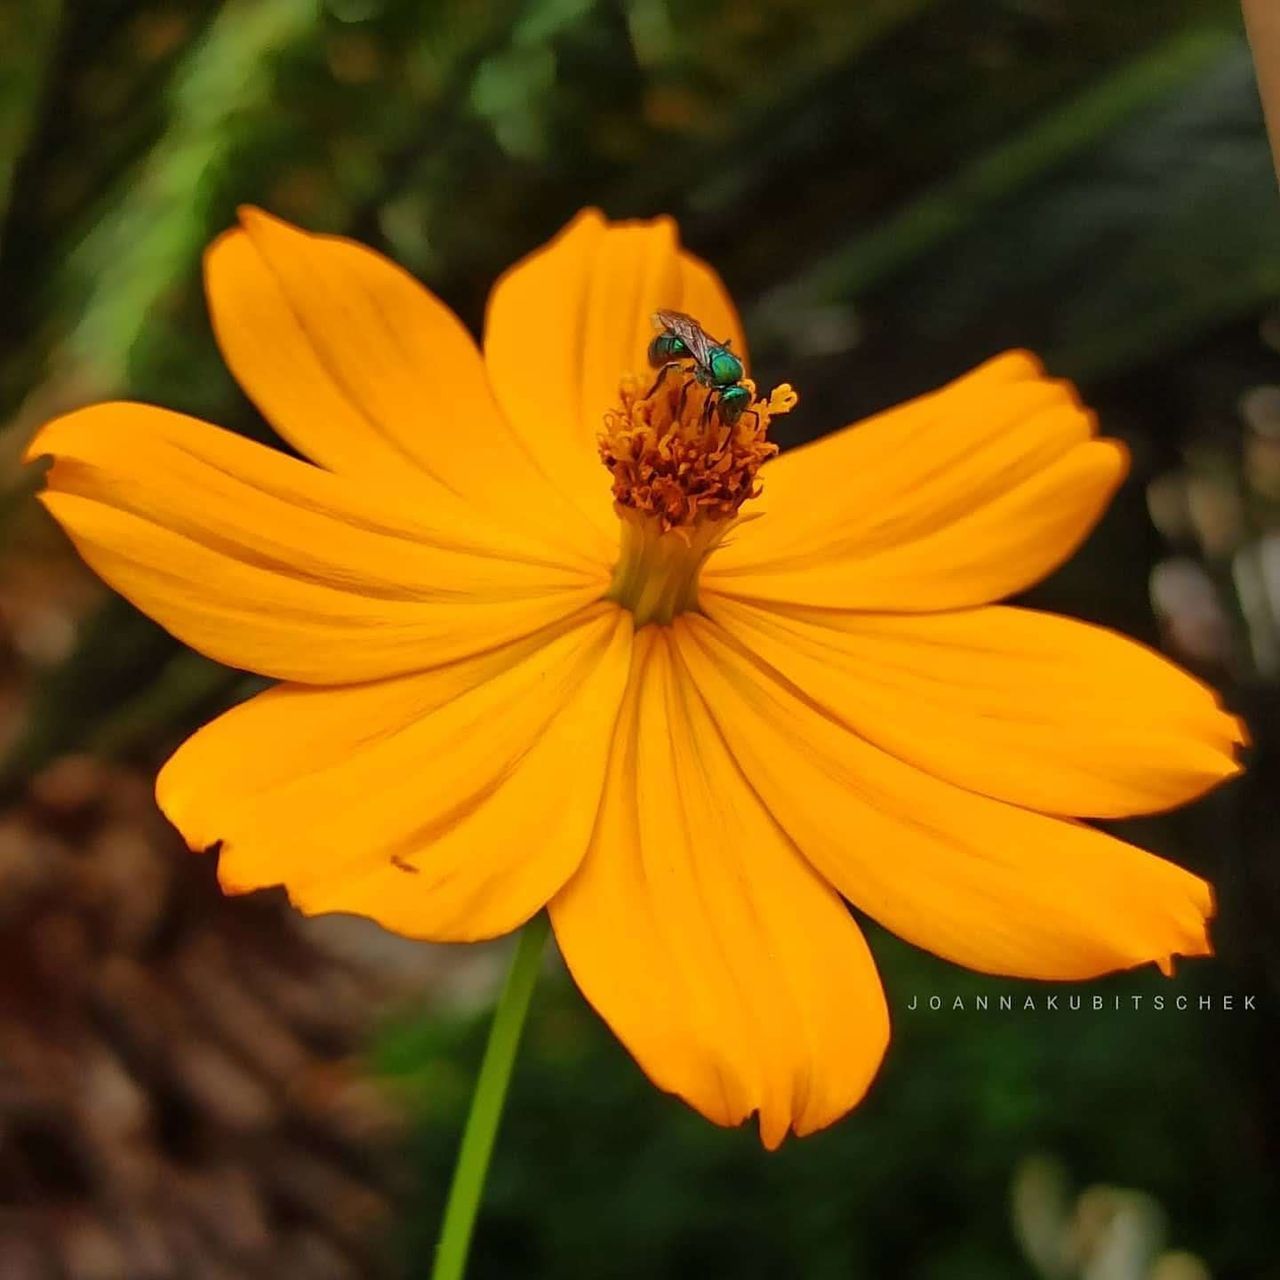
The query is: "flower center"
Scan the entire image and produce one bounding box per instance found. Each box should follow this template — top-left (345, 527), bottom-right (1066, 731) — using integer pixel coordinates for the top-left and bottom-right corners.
top-left (599, 368), bottom-right (796, 626)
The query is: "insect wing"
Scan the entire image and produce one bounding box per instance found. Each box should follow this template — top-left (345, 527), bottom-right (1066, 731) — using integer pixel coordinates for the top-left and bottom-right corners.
top-left (653, 309), bottom-right (717, 370)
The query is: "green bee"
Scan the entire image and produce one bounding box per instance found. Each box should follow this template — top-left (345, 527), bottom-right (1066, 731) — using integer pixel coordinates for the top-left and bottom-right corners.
top-left (647, 309), bottom-right (752, 426)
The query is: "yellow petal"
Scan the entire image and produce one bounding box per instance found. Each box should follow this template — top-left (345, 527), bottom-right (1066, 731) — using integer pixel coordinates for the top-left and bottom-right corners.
top-left (704, 595), bottom-right (1244, 818)
top-left (705, 351), bottom-right (1125, 610)
top-left (28, 403), bottom-right (607, 682)
top-left (676, 615), bottom-right (1214, 981)
top-left (205, 208), bottom-right (606, 565)
top-left (158, 604), bottom-right (632, 941)
top-left (483, 209), bottom-right (750, 544)
top-left (551, 627), bottom-right (887, 1148)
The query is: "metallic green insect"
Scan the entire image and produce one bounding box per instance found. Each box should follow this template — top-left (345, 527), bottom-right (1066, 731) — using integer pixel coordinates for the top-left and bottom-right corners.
top-left (648, 309), bottom-right (752, 426)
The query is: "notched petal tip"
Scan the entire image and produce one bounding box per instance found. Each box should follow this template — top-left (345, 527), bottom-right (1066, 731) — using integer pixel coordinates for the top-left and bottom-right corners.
top-left (155, 769), bottom-right (223, 861)
top-left (1206, 741), bottom-right (1247, 788)
top-left (755, 1021), bottom-right (888, 1150)
top-left (233, 204), bottom-right (342, 257)
top-left (23, 412), bottom-right (78, 468)
top-left (1156, 928), bottom-right (1214, 978)
top-left (26, 401), bottom-right (147, 464)
top-left (211, 206), bottom-right (316, 275)
top-left (569, 205), bottom-right (676, 237)
top-left (21, 451), bottom-right (52, 487)
top-left (235, 202), bottom-right (282, 233)
top-left (1153, 873), bottom-right (1214, 978)
top-left (24, 403), bottom-right (154, 491)
top-left (218, 848), bottom-right (272, 898)
top-left (691, 1068), bottom-right (886, 1150)
top-left (218, 206), bottom-right (307, 264)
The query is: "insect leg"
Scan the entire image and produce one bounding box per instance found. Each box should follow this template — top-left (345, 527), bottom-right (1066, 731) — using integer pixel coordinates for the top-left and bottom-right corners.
top-left (676, 377), bottom-right (695, 421)
top-left (645, 361), bottom-right (681, 399)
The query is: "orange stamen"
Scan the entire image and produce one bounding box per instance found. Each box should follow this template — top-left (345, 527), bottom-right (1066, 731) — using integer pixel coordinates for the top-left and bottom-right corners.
top-left (600, 369), bottom-right (796, 624)
top-left (599, 371), bottom-right (794, 532)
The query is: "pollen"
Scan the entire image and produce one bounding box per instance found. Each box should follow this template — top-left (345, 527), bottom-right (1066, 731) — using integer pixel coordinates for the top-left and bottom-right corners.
top-left (599, 371), bottom-right (794, 533)
top-left (600, 369), bottom-right (796, 626)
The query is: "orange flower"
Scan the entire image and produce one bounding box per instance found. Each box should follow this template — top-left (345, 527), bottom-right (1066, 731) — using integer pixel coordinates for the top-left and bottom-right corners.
top-left (27, 208), bottom-right (1244, 1148)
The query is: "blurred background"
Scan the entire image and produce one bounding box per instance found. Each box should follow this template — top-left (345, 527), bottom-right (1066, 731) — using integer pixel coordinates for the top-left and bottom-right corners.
top-left (1, 0), bottom-right (1278, 1276)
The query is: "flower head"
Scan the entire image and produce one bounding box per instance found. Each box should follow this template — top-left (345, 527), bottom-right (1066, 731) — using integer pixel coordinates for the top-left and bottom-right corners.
top-left (27, 207), bottom-right (1245, 1149)
top-left (599, 371), bottom-right (792, 531)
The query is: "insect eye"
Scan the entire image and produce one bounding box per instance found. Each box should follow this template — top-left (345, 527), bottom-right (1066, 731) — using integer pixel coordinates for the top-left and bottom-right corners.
top-left (647, 333), bottom-right (690, 367)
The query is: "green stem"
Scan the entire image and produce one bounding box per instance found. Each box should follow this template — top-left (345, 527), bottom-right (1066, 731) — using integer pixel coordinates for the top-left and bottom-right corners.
top-left (432, 912), bottom-right (550, 1280)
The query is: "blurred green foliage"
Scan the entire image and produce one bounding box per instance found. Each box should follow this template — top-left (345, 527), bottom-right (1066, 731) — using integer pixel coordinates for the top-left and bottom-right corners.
top-left (2, 0), bottom-right (1279, 1276)
top-left (374, 929), bottom-right (1275, 1279)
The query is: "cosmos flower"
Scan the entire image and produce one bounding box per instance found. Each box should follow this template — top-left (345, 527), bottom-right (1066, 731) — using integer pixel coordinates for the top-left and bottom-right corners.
top-left (27, 208), bottom-right (1244, 1148)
